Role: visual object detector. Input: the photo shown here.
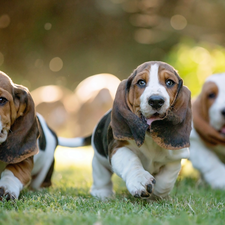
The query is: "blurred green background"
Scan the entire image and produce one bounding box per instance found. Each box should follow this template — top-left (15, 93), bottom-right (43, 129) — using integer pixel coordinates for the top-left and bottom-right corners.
top-left (1, 0), bottom-right (225, 96)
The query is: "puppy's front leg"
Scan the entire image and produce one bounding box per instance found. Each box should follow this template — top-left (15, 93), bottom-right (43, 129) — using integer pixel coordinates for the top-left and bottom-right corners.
top-left (153, 161), bottom-right (181, 198)
top-left (111, 147), bottom-right (155, 198)
top-left (190, 140), bottom-right (225, 189)
top-left (0, 156), bottom-right (33, 200)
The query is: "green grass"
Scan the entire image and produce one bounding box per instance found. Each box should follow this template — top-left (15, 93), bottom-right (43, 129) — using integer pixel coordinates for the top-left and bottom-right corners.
top-left (0, 165), bottom-right (225, 225)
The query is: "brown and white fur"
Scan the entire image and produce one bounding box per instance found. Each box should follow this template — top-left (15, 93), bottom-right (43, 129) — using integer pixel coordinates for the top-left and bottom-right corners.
top-left (0, 71), bottom-right (90, 200)
top-left (90, 61), bottom-right (192, 200)
top-left (190, 73), bottom-right (225, 189)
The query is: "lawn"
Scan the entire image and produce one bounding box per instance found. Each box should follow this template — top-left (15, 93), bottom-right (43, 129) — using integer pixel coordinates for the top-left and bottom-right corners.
top-left (0, 147), bottom-right (224, 225)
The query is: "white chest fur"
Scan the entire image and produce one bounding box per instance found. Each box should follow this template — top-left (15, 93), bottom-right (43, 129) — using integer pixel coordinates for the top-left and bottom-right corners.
top-left (126, 135), bottom-right (189, 175)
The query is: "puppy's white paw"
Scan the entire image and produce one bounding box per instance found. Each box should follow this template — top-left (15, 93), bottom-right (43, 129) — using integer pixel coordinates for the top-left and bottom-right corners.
top-left (211, 177), bottom-right (225, 189)
top-left (126, 171), bottom-right (156, 198)
top-left (0, 170), bottom-right (23, 200)
top-left (91, 187), bottom-right (114, 200)
top-left (0, 186), bottom-right (16, 201)
top-left (204, 169), bottom-right (225, 190)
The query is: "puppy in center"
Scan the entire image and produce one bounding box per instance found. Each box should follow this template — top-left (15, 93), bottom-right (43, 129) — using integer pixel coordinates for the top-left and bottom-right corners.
top-left (90, 61), bottom-right (192, 200)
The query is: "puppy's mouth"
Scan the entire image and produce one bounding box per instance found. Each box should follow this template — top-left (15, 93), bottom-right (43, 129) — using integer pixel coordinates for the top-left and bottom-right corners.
top-left (141, 112), bottom-right (166, 127)
top-left (219, 125), bottom-right (225, 135)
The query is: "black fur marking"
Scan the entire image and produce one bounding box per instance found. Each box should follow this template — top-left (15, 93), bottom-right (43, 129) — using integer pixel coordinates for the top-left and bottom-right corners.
top-left (83, 135), bottom-right (92, 146)
top-left (151, 114), bottom-right (189, 148)
top-left (93, 111), bottom-right (112, 158)
top-left (127, 70), bottom-right (137, 90)
top-left (37, 117), bottom-right (46, 151)
top-left (41, 159), bottom-right (55, 188)
top-left (171, 79), bottom-right (183, 107)
top-left (47, 125), bottom-right (58, 148)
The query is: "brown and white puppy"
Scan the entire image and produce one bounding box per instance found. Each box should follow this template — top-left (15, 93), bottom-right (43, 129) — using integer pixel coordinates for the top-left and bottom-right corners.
top-left (190, 73), bottom-right (225, 189)
top-left (90, 61), bottom-right (192, 200)
top-left (0, 71), bottom-right (89, 200)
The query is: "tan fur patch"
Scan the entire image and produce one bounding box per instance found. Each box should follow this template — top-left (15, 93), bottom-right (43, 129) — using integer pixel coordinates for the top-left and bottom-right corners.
top-left (109, 140), bottom-right (129, 158)
top-left (128, 66), bottom-right (150, 116)
top-left (158, 65), bottom-right (179, 105)
top-left (194, 81), bottom-right (218, 122)
top-left (0, 89), bottom-right (12, 134)
top-left (6, 156), bottom-right (34, 185)
top-left (193, 81), bottom-right (225, 146)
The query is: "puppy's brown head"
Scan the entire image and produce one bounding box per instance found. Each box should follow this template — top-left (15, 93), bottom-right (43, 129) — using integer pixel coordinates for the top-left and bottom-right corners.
top-left (111, 61), bottom-right (192, 149)
top-left (0, 71), bottom-right (39, 163)
top-left (193, 73), bottom-right (225, 146)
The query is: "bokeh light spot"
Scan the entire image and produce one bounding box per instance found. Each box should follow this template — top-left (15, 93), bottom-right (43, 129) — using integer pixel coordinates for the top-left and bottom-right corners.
top-left (41, 86), bottom-right (63, 103)
top-left (170, 15), bottom-right (187, 30)
top-left (75, 74), bottom-right (120, 103)
top-left (44, 23), bottom-right (52, 30)
top-left (191, 47), bottom-right (211, 64)
top-left (0, 14), bottom-right (10, 28)
top-left (49, 57), bottom-right (63, 72)
top-left (0, 52), bottom-right (4, 66)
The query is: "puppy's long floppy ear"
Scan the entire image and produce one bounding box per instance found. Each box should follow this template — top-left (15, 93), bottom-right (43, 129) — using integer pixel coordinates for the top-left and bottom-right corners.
top-left (0, 85), bottom-right (39, 163)
top-left (111, 73), bottom-right (149, 147)
top-left (193, 89), bottom-right (225, 146)
top-left (150, 79), bottom-right (192, 150)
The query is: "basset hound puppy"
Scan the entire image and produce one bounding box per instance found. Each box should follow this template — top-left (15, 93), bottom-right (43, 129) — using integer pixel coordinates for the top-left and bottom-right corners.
top-left (0, 71), bottom-right (89, 200)
top-left (190, 73), bottom-right (225, 189)
top-left (90, 61), bottom-right (192, 200)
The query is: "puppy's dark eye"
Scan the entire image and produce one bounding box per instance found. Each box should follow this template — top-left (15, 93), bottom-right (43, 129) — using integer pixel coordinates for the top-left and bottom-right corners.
top-left (166, 79), bottom-right (175, 87)
top-left (0, 97), bottom-right (8, 106)
top-left (208, 93), bottom-right (216, 99)
top-left (137, 79), bottom-right (146, 87)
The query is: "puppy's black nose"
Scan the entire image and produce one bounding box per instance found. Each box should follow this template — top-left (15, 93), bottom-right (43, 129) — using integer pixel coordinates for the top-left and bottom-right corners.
top-left (221, 108), bottom-right (225, 117)
top-left (148, 95), bottom-right (165, 110)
